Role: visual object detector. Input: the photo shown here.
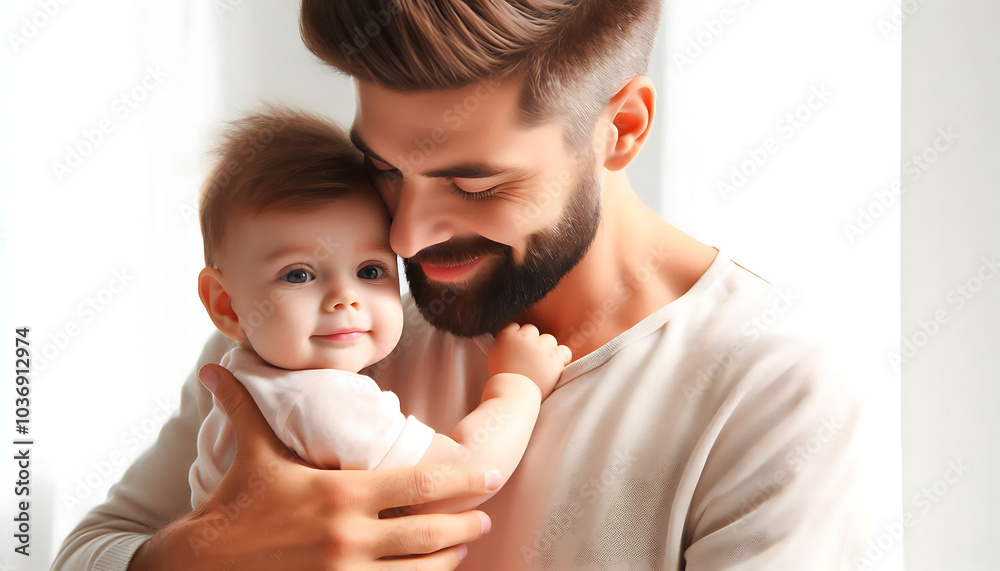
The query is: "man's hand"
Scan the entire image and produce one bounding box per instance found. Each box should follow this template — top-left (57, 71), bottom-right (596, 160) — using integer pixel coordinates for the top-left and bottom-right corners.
top-left (488, 323), bottom-right (572, 398)
top-left (128, 364), bottom-right (495, 571)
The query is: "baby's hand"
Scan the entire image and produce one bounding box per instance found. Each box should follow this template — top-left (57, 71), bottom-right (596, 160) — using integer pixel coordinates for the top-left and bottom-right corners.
top-left (488, 323), bottom-right (572, 398)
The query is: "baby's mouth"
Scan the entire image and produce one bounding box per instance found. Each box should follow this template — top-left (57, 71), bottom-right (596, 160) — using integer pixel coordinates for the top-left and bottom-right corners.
top-left (314, 329), bottom-right (367, 342)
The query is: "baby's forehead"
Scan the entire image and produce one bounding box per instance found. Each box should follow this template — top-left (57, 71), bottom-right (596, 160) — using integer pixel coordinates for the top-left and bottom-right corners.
top-left (219, 193), bottom-right (393, 263)
top-left (237, 187), bottom-right (386, 230)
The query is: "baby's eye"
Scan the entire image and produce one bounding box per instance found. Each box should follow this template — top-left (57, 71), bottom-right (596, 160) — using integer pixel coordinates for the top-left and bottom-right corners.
top-left (281, 268), bottom-right (314, 284)
top-left (357, 265), bottom-right (385, 280)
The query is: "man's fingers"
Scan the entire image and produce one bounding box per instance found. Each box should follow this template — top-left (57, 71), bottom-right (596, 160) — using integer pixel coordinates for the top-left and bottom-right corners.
top-left (376, 511), bottom-right (488, 558)
top-left (372, 464), bottom-right (500, 511)
top-left (199, 363), bottom-right (285, 459)
top-left (378, 544), bottom-right (469, 571)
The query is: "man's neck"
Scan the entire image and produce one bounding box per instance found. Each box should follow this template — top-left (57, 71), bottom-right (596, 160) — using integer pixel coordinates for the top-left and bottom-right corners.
top-left (517, 170), bottom-right (718, 359)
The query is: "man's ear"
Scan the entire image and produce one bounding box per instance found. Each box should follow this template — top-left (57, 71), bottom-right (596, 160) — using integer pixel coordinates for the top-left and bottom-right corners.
top-left (198, 267), bottom-right (246, 342)
top-left (602, 76), bottom-right (655, 172)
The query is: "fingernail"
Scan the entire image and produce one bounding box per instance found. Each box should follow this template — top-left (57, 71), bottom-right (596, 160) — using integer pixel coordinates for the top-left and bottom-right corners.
top-left (199, 367), bottom-right (220, 392)
top-left (484, 469), bottom-right (501, 492)
top-left (458, 543), bottom-right (468, 561)
top-left (478, 512), bottom-right (492, 535)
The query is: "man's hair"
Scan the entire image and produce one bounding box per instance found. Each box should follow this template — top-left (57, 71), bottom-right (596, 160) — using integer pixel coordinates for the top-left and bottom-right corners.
top-left (199, 106), bottom-right (371, 267)
top-left (299, 0), bottom-right (660, 147)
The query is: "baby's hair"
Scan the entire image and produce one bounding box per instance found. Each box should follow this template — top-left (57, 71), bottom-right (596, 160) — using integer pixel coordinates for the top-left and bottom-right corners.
top-left (199, 105), bottom-right (372, 267)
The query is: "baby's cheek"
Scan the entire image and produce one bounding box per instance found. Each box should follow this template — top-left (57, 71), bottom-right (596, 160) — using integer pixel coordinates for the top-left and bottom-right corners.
top-left (249, 314), bottom-right (293, 361)
top-left (375, 315), bottom-right (404, 356)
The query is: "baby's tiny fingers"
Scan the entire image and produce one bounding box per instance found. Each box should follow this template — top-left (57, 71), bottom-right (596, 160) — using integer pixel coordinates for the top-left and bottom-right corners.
top-left (538, 334), bottom-right (558, 348)
top-left (497, 322), bottom-right (521, 337)
top-left (518, 323), bottom-right (540, 337)
top-left (557, 345), bottom-right (573, 365)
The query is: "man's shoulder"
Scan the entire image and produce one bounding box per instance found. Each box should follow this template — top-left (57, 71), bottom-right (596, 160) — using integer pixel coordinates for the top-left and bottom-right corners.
top-left (670, 257), bottom-right (785, 349)
top-left (662, 256), bottom-right (858, 407)
top-left (682, 256), bottom-right (819, 348)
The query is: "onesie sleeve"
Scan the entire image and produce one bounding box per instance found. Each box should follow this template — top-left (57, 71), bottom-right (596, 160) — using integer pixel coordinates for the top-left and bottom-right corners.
top-left (228, 349), bottom-right (435, 471)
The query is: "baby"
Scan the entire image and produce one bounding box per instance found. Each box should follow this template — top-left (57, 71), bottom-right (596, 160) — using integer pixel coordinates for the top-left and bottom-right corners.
top-left (188, 107), bottom-right (570, 513)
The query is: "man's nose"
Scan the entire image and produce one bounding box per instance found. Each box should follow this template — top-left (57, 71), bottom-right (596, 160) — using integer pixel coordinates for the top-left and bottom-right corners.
top-left (389, 178), bottom-right (455, 259)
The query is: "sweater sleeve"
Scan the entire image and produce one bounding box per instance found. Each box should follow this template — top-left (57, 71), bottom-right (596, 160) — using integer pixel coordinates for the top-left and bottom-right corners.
top-left (50, 332), bottom-right (231, 571)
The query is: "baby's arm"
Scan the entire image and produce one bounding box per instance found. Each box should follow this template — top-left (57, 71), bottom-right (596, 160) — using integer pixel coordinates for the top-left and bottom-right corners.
top-left (413, 323), bottom-right (571, 514)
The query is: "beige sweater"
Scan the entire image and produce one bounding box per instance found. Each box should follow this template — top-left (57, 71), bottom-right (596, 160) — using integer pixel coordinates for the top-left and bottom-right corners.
top-left (52, 253), bottom-right (866, 570)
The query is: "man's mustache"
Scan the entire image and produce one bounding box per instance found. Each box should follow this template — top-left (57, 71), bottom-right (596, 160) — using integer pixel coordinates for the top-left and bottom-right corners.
top-left (407, 236), bottom-right (509, 266)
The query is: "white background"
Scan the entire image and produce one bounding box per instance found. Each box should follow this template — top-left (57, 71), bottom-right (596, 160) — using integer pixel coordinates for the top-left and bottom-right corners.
top-left (899, 1), bottom-right (1000, 570)
top-left (1, 0), bottom-right (991, 569)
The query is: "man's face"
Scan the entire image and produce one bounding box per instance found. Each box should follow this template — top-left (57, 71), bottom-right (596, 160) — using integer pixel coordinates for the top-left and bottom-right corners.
top-left (351, 79), bottom-right (602, 337)
top-left (217, 193), bottom-right (404, 371)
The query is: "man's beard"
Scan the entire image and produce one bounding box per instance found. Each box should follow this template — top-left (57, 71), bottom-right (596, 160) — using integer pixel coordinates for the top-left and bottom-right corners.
top-left (403, 163), bottom-right (601, 337)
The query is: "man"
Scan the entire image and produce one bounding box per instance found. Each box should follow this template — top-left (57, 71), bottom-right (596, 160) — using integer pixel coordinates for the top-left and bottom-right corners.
top-left (53, 1), bottom-right (863, 569)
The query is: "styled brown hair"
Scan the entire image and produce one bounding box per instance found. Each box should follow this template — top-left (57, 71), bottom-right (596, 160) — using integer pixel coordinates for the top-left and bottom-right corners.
top-left (199, 106), bottom-right (372, 267)
top-left (299, 0), bottom-right (660, 147)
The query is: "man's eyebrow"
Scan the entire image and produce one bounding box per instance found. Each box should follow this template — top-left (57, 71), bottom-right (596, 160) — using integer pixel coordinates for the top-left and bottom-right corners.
top-left (349, 129), bottom-right (391, 166)
top-left (423, 163), bottom-right (526, 180)
top-left (350, 128), bottom-right (528, 180)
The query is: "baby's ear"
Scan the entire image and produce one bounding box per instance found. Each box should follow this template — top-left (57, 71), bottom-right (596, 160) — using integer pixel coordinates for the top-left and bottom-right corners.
top-left (198, 267), bottom-right (246, 342)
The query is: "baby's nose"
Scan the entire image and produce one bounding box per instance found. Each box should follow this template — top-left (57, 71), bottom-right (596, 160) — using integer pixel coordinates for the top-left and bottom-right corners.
top-left (323, 284), bottom-right (361, 312)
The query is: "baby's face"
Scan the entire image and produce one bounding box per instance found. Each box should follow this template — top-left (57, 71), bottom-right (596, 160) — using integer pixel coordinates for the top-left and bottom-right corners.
top-left (218, 191), bottom-right (403, 372)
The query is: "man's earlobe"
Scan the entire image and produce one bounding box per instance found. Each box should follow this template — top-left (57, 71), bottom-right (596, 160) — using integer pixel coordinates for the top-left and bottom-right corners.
top-left (604, 76), bottom-right (655, 171)
top-left (198, 267), bottom-right (246, 342)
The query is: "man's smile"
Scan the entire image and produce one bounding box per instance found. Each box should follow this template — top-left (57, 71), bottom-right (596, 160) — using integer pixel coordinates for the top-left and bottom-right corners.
top-left (419, 256), bottom-right (487, 283)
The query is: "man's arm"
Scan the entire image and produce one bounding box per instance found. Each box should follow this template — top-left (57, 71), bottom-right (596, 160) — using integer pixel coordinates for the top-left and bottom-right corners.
top-left (52, 334), bottom-right (494, 570)
top-left (680, 341), bottom-right (866, 570)
top-left (50, 333), bottom-right (227, 570)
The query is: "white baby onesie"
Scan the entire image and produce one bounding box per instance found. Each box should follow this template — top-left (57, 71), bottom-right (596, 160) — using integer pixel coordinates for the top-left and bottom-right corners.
top-left (188, 346), bottom-right (435, 507)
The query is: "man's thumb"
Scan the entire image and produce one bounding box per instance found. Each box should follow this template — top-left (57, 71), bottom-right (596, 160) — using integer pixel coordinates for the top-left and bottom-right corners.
top-left (199, 363), bottom-right (281, 457)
